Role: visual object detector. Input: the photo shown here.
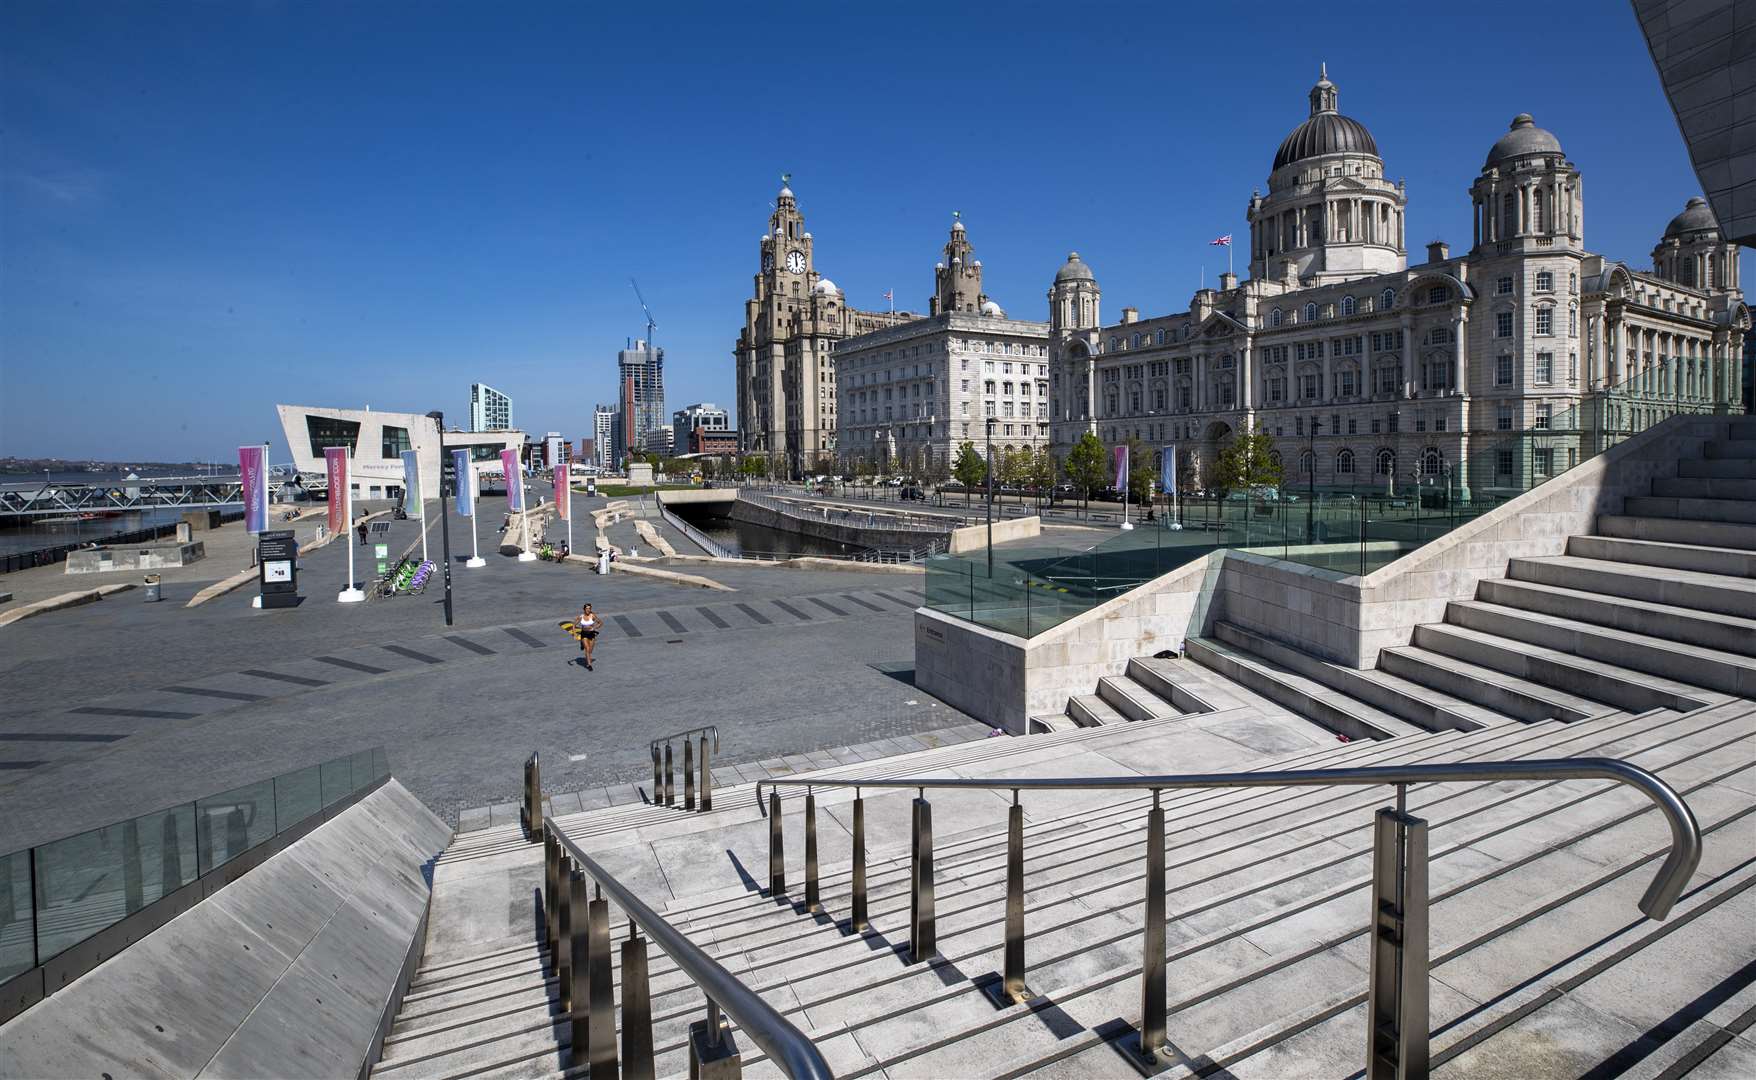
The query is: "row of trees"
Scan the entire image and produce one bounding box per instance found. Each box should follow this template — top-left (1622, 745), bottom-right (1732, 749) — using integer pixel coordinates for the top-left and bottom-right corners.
top-left (947, 426), bottom-right (1286, 507)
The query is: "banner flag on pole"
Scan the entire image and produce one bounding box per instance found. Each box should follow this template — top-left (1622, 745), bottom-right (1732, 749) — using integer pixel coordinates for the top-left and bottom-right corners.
top-left (324, 447), bottom-right (348, 534)
top-left (1112, 444), bottom-right (1129, 492)
top-left (553, 463), bottom-right (569, 520)
top-left (399, 449), bottom-right (423, 517)
top-left (1161, 445), bottom-right (1177, 497)
top-left (238, 445), bottom-right (268, 533)
top-left (500, 449), bottom-right (524, 511)
top-left (452, 449), bottom-right (474, 517)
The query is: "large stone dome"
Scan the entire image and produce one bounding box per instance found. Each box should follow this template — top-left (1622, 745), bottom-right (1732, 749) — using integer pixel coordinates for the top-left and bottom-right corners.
top-left (1054, 251), bottom-right (1095, 284)
top-left (1271, 67), bottom-right (1379, 172)
top-left (1664, 196), bottom-right (1719, 239)
top-left (1484, 114), bottom-right (1563, 168)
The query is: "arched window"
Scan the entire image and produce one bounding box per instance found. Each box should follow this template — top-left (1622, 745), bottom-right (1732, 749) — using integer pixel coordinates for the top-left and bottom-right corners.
top-left (1421, 447), bottom-right (1443, 476)
top-left (1304, 302), bottom-right (1318, 323)
top-left (1375, 448), bottom-right (1396, 476)
top-left (1270, 308), bottom-right (1283, 327)
top-left (1155, 329), bottom-right (1165, 344)
top-left (1340, 295), bottom-right (1357, 317)
top-left (1300, 449), bottom-right (1314, 475)
top-left (1381, 288), bottom-right (1395, 310)
top-left (1131, 332), bottom-right (1142, 348)
top-left (1109, 337), bottom-right (1120, 351)
top-left (1336, 448), bottom-right (1355, 475)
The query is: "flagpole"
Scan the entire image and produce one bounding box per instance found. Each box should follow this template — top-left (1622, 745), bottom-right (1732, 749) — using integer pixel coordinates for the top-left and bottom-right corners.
top-left (339, 450), bottom-right (364, 602)
top-left (465, 458), bottom-right (485, 567)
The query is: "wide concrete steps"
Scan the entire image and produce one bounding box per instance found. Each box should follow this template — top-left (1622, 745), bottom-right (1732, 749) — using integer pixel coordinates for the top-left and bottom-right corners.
top-left (1507, 554), bottom-right (1756, 620)
top-left (1677, 456), bottom-right (1756, 479)
top-left (1624, 494), bottom-right (1756, 525)
top-left (1377, 643), bottom-right (1609, 723)
top-left (1566, 534), bottom-right (1756, 579)
top-left (382, 703), bottom-right (1750, 1080)
top-left (1185, 634), bottom-right (1428, 742)
top-left (1447, 597), bottom-right (1756, 699)
top-left (1476, 577), bottom-right (1756, 660)
top-left (1703, 438), bottom-right (1756, 459)
top-left (1597, 513), bottom-right (1756, 553)
top-left (1650, 474), bottom-right (1756, 501)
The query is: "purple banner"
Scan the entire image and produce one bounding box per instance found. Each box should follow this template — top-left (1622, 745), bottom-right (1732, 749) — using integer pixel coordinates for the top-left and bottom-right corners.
top-left (501, 449), bottom-right (523, 511)
top-left (238, 444), bottom-right (268, 533)
top-left (325, 447), bottom-right (348, 534)
top-left (553, 464), bottom-right (569, 520)
top-left (1112, 444), bottom-right (1129, 492)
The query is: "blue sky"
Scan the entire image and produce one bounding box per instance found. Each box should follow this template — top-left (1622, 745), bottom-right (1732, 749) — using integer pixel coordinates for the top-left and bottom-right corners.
top-left (2, 1), bottom-right (1746, 462)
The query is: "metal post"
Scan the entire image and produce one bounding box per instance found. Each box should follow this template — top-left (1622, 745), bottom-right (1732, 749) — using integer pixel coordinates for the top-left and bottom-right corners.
top-left (526, 753), bottom-right (543, 841)
top-left (768, 788), bottom-right (785, 896)
top-left (621, 924), bottom-right (655, 1080)
top-left (1003, 796), bottom-right (1031, 1003)
top-left (429, 412), bottom-right (454, 625)
top-left (1366, 807), bottom-right (1430, 1080)
top-left (652, 746), bottom-right (662, 805)
top-left (699, 733), bottom-right (713, 812)
top-left (910, 792), bottom-right (936, 962)
top-left (850, 793), bottom-right (868, 932)
top-left (689, 995), bottom-right (741, 1079)
top-left (556, 854), bottom-right (574, 1013)
top-left (544, 831), bottom-right (559, 963)
top-left (804, 790), bottom-right (820, 914)
top-left (569, 868), bottom-right (589, 1065)
top-left (985, 417), bottom-right (995, 579)
top-left (683, 737), bottom-right (695, 811)
top-left (587, 887), bottom-right (617, 1078)
top-left (1136, 791), bottom-right (1168, 1064)
top-left (663, 743), bottom-right (674, 806)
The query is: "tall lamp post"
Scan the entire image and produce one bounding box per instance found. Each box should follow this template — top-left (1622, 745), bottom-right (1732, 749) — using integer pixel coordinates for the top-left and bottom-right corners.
top-left (1306, 417), bottom-right (1320, 544)
top-left (985, 414), bottom-right (996, 577)
top-left (427, 411), bottom-right (455, 627)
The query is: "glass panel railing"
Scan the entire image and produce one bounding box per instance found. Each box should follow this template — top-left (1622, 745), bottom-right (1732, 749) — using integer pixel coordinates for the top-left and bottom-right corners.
top-left (925, 368), bottom-right (1736, 636)
top-left (0, 746), bottom-right (386, 987)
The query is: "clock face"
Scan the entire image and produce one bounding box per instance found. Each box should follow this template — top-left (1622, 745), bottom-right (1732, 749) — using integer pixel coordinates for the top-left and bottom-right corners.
top-left (786, 250), bottom-right (805, 274)
top-left (762, 251), bottom-right (773, 271)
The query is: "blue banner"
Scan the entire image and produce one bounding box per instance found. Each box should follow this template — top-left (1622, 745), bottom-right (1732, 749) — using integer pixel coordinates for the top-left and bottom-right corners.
top-left (400, 449), bottom-right (422, 516)
top-left (1161, 444), bottom-right (1176, 497)
top-left (451, 449), bottom-right (473, 517)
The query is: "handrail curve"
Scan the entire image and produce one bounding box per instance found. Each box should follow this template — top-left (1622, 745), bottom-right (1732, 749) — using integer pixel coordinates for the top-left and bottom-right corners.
top-left (649, 724), bottom-right (719, 754)
top-left (547, 821), bottom-right (835, 1080)
top-left (756, 757), bottom-right (1701, 919)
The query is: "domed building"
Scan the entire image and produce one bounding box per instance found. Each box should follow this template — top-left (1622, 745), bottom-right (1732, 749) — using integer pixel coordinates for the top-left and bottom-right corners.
top-left (833, 216), bottom-right (1052, 476)
top-left (1044, 69), bottom-right (1746, 500)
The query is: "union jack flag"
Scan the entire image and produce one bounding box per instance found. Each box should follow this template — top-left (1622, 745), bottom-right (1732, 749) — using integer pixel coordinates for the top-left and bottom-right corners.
top-left (882, 289), bottom-right (893, 302)
top-left (1210, 234), bottom-right (1232, 246)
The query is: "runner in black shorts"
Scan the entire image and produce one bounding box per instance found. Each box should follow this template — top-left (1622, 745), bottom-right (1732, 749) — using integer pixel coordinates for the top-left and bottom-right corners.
top-left (577, 602), bottom-right (601, 670)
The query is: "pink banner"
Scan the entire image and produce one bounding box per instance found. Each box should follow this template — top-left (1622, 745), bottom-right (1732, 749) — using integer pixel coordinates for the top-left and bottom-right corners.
top-left (238, 444), bottom-right (268, 533)
top-left (553, 464), bottom-right (569, 520)
top-left (1112, 444), bottom-right (1129, 492)
top-left (325, 447), bottom-right (348, 533)
top-left (501, 449), bottom-right (523, 511)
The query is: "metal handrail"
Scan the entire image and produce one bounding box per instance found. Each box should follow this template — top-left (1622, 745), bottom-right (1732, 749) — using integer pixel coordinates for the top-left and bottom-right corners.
top-left (656, 500), bottom-right (735, 560)
top-left (649, 724), bottom-right (719, 755)
top-left (755, 758), bottom-right (1699, 918)
top-left (547, 821), bottom-right (835, 1080)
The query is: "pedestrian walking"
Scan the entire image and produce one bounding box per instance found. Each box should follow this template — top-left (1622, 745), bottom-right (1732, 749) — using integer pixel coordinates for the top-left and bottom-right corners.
top-left (356, 519), bottom-right (369, 546)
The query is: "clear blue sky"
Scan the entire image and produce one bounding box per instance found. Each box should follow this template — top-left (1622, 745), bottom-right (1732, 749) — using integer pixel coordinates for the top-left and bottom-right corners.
top-left (2, 1), bottom-right (1745, 462)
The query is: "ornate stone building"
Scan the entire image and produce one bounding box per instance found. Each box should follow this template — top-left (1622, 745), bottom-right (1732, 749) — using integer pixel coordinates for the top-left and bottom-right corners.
top-left (734, 183), bottom-right (916, 476)
top-left (1049, 69), bottom-right (1749, 497)
top-left (836, 219), bottom-right (1050, 474)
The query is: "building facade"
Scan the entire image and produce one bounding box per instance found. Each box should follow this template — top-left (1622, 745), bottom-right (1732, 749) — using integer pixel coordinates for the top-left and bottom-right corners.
top-left (672, 402), bottom-right (730, 453)
top-left (617, 340), bottom-right (666, 463)
top-left (469, 383), bottom-right (512, 432)
top-left (276, 404), bottom-right (523, 500)
top-left (837, 219), bottom-right (1051, 475)
top-left (592, 405), bottom-right (615, 468)
top-left (1048, 70), bottom-right (1748, 497)
top-left (734, 182), bottom-right (918, 477)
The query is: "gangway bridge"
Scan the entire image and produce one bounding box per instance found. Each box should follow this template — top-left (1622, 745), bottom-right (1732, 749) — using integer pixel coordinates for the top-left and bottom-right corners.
top-left (0, 468), bottom-right (318, 519)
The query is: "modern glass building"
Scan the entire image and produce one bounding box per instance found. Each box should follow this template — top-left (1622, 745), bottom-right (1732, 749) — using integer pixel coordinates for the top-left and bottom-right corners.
top-left (469, 383), bottom-right (513, 431)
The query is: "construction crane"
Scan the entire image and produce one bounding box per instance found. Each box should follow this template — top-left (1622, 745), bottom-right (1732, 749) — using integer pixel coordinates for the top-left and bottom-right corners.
top-left (630, 278), bottom-right (657, 360)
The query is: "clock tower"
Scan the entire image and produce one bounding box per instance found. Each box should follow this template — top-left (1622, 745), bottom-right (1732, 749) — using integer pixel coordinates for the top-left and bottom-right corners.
top-left (735, 180), bottom-right (917, 477)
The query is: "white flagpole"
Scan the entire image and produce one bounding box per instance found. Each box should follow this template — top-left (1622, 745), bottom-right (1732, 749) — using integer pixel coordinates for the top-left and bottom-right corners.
top-left (339, 451), bottom-right (365, 602)
top-left (418, 474), bottom-right (430, 564)
top-left (565, 475), bottom-right (574, 557)
top-left (466, 462), bottom-right (485, 568)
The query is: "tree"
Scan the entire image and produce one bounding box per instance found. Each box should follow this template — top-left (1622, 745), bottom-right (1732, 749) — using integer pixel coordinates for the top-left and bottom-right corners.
top-left (1063, 432), bottom-right (1109, 513)
top-left (1212, 426), bottom-right (1284, 496)
top-left (739, 455), bottom-right (768, 479)
top-left (999, 446), bottom-right (1031, 491)
top-left (952, 441), bottom-right (986, 506)
top-left (1028, 446), bottom-right (1057, 505)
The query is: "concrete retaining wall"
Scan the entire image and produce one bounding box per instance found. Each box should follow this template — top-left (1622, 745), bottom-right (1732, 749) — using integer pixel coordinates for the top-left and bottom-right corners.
top-left (948, 516), bottom-right (1041, 555)
top-left (1212, 414), bottom-right (1739, 667)
top-left (732, 496), bottom-right (947, 550)
top-left (915, 554), bottom-right (1213, 732)
top-left (66, 541), bottom-right (206, 574)
top-left (0, 781), bottom-right (450, 1079)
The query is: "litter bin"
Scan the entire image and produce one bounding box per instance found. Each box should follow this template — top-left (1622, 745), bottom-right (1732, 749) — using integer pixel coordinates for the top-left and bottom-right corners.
top-left (143, 574), bottom-right (162, 602)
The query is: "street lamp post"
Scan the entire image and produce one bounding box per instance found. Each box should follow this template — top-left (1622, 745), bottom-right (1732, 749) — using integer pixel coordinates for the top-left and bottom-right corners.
top-left (1306, 417), bottom-right (1320, 544)
top-left (985, 414), bottom-right (996, 578)
top-left (427, 411), bottom-right (455, 627)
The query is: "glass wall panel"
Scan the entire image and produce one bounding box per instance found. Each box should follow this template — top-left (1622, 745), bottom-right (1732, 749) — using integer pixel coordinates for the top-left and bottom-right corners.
top-left (196, 779), bottom-right (276, 874)
top-left (305, 415), bottom-right (361, 458)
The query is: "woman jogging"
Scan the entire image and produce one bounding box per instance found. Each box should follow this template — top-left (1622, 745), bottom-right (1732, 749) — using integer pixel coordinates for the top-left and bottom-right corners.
top-left (575, 602), bottom-right (602, 670)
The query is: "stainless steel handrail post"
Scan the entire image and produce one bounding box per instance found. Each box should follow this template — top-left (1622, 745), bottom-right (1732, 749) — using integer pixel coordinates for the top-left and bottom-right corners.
top-left (850, 791), bottom-right (867, 932)
top-left (621, 921), bottom-right (656, 1080)
top-left (1001, 792), bottom-right (1031, 1005)
top-left (587, 884), bottom-right (617, 1077)
top-left (568, 867), bottom-right (589, 1064)
top-left (804, 790), bottom-right (820, 914)
top-left (544, 831), bottom-right (559, 963)
top-left (700, 732), bottom-right (713, 812)
top-left (690, 995), bottom-right (742, 1078)
top-left (652, 746), bottom-right (662, 805)
top-left (909, 791), bottom-right (935, 962)
top-left (1366, 806), bottom-right (1429, 1080)
top-left (664, 743), bottom-right (675, 806)
top-left (556, 852), bottom-right (574, 1013)
top-left (768, 788), bottom-right (785, 896)
top-left (523, 751), bottom-right (543, 841)
top-left (1137, 790), bottom-right (1168, 1063)
top-left (684, 738), bottom-right (696, 811)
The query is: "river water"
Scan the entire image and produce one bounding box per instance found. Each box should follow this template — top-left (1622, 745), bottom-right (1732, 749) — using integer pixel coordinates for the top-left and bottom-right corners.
top-left (0, 468), bottom-right (246, 557)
